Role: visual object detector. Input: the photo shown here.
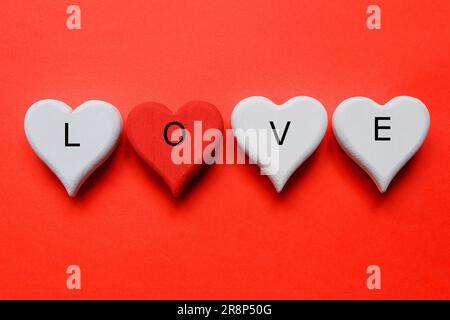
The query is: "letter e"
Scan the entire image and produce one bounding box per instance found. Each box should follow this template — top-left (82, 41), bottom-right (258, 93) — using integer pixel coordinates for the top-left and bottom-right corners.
top-left (375, 116), bottom-right (391, 141)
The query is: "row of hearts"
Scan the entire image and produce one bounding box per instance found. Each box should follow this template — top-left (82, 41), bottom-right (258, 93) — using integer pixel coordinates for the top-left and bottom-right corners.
top-left (24, 96), bottom-right (430, 197)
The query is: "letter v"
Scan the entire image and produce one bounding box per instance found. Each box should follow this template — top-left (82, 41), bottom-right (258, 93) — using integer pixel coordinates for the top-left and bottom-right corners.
top-left (269, 121), bottom-right (291, 145)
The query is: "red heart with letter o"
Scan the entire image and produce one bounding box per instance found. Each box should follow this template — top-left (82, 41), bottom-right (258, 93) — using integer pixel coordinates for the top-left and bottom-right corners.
top-left (127, 101), bottom-right (224, 197)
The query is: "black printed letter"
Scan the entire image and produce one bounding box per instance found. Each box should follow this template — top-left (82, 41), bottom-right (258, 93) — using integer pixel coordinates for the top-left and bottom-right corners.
top-left (163, 122), bottom-right (185, 146)
top-left (269, 121), bottom-right (291, 145)
top-left (65, 123), bottom-right (80, 147)
top-left (375, 117), bottom-right (391, 141)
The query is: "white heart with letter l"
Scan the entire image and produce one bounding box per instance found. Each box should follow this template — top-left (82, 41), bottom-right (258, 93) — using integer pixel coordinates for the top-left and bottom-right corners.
top-left (232, 96), bottom-right (328, 192)
top-left (24, 99), bottom-right (122, 196)
top-left (332, 96), bottom-right (430, 192)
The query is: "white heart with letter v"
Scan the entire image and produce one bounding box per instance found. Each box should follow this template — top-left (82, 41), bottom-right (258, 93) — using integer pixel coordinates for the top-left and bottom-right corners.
top-left (332, 96), bottom-right (430, 192)
top-left (24, 99), bottom-right (122, 196)
top-left (232, 96), bottom-right (328, 192)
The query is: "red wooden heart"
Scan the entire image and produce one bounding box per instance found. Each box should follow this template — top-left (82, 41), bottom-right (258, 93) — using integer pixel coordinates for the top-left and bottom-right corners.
top-left (127, 101), bottom-right (224, 197)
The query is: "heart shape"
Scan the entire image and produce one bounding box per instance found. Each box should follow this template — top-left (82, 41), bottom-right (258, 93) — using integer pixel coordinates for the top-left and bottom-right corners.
top-left (332, 96), bottom-right (430, 192)
top-left (232, 96), bottom-right (328, 192)
top-left (127, 101), bottom-right (224, 197)
top-left (24, 99), bottom-right (122, 196)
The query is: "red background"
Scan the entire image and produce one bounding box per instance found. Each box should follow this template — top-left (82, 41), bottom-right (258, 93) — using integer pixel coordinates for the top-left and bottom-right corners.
top-left (0, 0), bottom-right (449, 299)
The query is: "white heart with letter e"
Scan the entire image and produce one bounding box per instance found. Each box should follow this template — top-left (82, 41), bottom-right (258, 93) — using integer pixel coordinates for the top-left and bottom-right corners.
top-left (332, 96), bottom-right (430, 192)
top-left (24, 99), bottom-right (122, 196)
top-left (232, 96), bottom-right (328, 192)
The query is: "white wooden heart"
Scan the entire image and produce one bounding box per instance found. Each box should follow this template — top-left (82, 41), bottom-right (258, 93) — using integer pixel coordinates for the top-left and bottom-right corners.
top-left (332, 96), bottom-right (430, 192)
top-left (24, 99), bottom-right (122, 196)
top-left (232, 96), bottom-right (328, 192)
